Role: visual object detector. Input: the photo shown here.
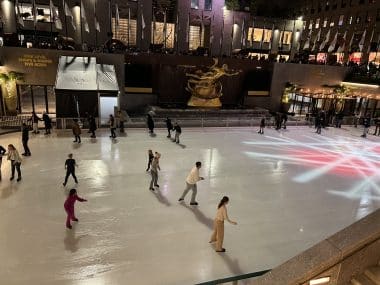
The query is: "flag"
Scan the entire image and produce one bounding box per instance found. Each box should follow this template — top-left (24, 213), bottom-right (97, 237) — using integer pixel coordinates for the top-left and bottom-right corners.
top-left (33, 0), bottom-right (37, 26)
top-left (268, 23), bottom-right (274, 51)
top-left (141, 13), bottom-right (146, 39)
top-left (115, 4), bottom-right (120, 27)
top-left (319, 29), bottom-right (330, 51)
top-left (163, 10), bottom-right (167, 46)
top-left (95, 17), bottom-right (100, 32)
top-left (64, 0), bottom-right (76, 30)
top-left (367, 29), bottom-right (374, 53)
top-left (312, 29), bottom-right (321, 51)
top-left (250, 19), bottom-right (254, 47)
top-left (336, 31), bottom-right (347, 53)
top-left (81, 1), bottom-right (89, 33)
top-left (279, 22), bottom-right (285, 48)
top-left (186, 13), bottom-right (190, 43)
top-left (50, 0), bottom-right (62, 30)
top-left (241, 18), bottom-right (246, 47)
top-left (15, 0), bottom-right (24, 27)
top-left (128, 8), bottom-right (131, 44)
top-left (303, 28), bottom-right (312, 50)
top-left (359, 29), bottom-right (366, 52)
top-left (328, 31), bottom-right (338, 52)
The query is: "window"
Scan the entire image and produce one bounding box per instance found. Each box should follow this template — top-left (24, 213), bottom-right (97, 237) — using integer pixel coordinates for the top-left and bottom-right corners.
top-left (315, 18), bottom-right (320, 28)
top-left (204, 0), bottom-right (212, 10)
top-left (191, 0), bottom-right (199, 9)
top-left (348, 15), bottom-right (353, 24)
top-left (151, 22), bottom-right (175, 48)
top-left (280, 31), bottom-right (292, 45)
top-left (330, 21), bottom-right (335, 27)
top-left (309, 20), bottom-right (313, 29)
top-left (341, 0), bottom-right (347, 7)
top-left (112, 18), bottom-right (137, 46)
top-left (247, 28), bottom-right (272, 42)
top-left (323, 18), bottom-right (328, 27)
top-left (189, 25), bottom-right (204, 49)
top-left (17, 3), bottom-right (56, 23)
top-left (338, 15), bottom-right (344, 25)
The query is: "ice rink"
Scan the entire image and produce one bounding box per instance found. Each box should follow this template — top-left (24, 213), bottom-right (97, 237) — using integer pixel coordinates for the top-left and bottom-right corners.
top-left (0, 126), bottom-right (379, 285)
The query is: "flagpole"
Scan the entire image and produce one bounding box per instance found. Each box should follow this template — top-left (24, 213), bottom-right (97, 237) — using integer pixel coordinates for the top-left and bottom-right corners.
top-left (176, 7), bottom-right (180, 54)
top-left (13, 0), bottom-right (19, 44)
top-left (80, 0), bottom-right (83, 46)
top-left (200, 10), bottom-right (203, 48)
top-left (231, 13), bottom-right (234, 55)
top-left (95, 0), bottom-right (98, 48)
top-left (49, 1), bottom-right (53, 46)
top-left (33, 0), bottom-right (37, 44)
top-left (63, 0), bottom-right (68, 38)
top-left (164, 9), bottom-right (167, 50)
top-left (210, 14), bottom-right (214, 57)
top-left (128, 6), bottom-right (131, 49)
top-left (220, 10), bottom-right (224, 57)
top-left (108, 0), bottom-right (112, 39)
top-left (152, 6), bottom-right (155, 50)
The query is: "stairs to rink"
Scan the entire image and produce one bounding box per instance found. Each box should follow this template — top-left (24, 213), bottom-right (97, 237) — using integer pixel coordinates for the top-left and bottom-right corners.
top-left (352, 261), bottom-right (380, 285)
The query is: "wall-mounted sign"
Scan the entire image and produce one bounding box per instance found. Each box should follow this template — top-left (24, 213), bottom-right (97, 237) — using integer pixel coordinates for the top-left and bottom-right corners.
top-left (18, 54), bottom-right (53, 68)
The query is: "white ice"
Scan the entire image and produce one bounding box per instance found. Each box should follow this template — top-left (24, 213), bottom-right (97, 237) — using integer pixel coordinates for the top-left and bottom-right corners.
top-left (0, 126), bottom-right (379, 285)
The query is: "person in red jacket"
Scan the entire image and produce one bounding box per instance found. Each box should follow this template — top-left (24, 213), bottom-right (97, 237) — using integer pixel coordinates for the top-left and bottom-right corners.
top-left (64, 189), bottom-right (87, 229)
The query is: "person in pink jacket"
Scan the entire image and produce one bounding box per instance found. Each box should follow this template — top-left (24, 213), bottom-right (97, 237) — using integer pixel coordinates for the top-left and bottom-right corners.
top-left (64, 189), bottom-right (87, 229)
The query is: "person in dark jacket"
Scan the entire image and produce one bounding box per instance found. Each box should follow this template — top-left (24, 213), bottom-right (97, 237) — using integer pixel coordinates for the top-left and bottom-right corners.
top-left (281, 114), bottom-right (288, 129)
top-left (373, 117), bottom-right (380, 136)
top-left (63, 153), bottom-right (78, 186)
top-left (258, 118), bottom-right (265, 134)
top-left (72, 119), bottom-right (81, 143)
top-left (315, 115), bottom-right (322, 135)
top-left (0, 145), bottom-right (6, 181)
top-left (88, 115), bottom-right (97, 138)
top-left (165, 117), bottom-right (173, 138)
top-left (42, 112), bottom-right (52, 134)
top-left (146, 149), bottom-right (154, 172)
top-left (109, 114), bottom-right (116, 138)
top-left (361, 116), bottom-right (371, 138)
top-left (21, 123), bottom-right (31, 156)
top-left (173, 122), bottom-right (182, 143)
top-left (147, 114), bottom-right (154, 134)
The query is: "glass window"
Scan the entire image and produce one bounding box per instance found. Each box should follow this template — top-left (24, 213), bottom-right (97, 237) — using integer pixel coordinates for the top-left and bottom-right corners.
top-left (191, 0), bottom-right (199, 9)
top-left (339, 15), bottom-right (344, 25)
top-left (204, 0), bottom-right (212, 10)
top-left (47, 86), bottom-right (56, 114)
top-left (31, 86), bottom-right (46, 114)
top-left (112, 18), bottom-right (137, 46)
top-left (315, 18), bottom-right (320, 28)
top-left (17, 3), bottom-right (55, 23)
top-left (189, 25), bottom-right (202, 50)
top-left (330, 21), bottom-right (335, 27)
top-left (280, 31), bottom-right (292, 44)
top-left (248, 28), bottom-right (272, 42)
top-left (151, 22), bottom-right (175, 48)
top-left (19, 85), bottom-right (33, 114)
top-left (323, 18), bottom-right (328, 27)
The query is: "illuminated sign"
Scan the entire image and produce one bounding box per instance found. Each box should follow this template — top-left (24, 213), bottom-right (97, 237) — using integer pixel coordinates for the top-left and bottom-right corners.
top-left (18, 54), bottom-right (53, 68)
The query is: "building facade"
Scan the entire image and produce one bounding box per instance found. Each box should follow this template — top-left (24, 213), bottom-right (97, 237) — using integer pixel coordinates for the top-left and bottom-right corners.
top-left (299, 0), bottom-right (380, 64)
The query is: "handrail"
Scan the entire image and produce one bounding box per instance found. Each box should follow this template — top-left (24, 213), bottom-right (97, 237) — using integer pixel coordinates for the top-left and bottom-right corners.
top-left (195, 269), bottom-right (271, 285)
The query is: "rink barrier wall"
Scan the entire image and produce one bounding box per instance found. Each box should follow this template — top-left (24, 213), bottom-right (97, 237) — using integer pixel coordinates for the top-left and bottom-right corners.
top-left (195, 269), bottom-right (271, 285)
top-left (248, 209), bottom-right (380, 285)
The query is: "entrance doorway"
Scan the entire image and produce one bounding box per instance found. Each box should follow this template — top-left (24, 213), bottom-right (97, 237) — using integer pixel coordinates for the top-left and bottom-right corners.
top-left (99, 96), bottom-right (118, 126)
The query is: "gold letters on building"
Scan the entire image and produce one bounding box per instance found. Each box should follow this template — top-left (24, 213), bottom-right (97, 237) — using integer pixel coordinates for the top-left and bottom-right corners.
top-left (18, 54), bottom-right (53, 68)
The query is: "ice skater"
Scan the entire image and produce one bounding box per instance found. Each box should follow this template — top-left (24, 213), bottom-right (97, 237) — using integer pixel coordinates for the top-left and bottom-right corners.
top-left (72, 119), bottom-right (81, 143)
top-left (7, 144), bottom-right (22, 182)
top-left (281, 113), bottom-right (288, 129)
top-left (109, 114), bottom-right (116, 138)
top-left (178, 161), bottom-right (204, 206)
top-left (165, 117), bottom-right (173, 138)
top-left (147, 114), bottom-right (155, 134)
top-left (64, 188), bottom-right (87, 229)
top-left (173, 122), bottom-right (181, 144)
top-left (149, 152), bottom-right (161, 191)
top-left (373, 117), bottom-right (380, 136)
top-left (315, 115), bottom-right (322, 135)
top-left (361, 116), bottom-right (371, 138)
top-left (258, 118), bottom-right (265, 134)
top-left (21, 123), bottom-right (31, 156)
top-left (88, 115), bottom-right (97, 138)
top-left (63, 153), bottom-right (78, 186)
top-left (42, 112), bottom-right (52, 134)
top-left (118, 110), bottom-right (127, 133)
top-left (29, 112), bottom-right (41, 134)
top-left (209, 196), bottom-right (237, 252)
top-left (146, 150), bottom-right (154, 172)
top-left (0, 145), bottom-right (6, 181)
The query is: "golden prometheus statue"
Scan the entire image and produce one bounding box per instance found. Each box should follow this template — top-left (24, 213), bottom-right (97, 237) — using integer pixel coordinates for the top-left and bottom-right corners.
top-left (186, 58), bottom-right (240, 108)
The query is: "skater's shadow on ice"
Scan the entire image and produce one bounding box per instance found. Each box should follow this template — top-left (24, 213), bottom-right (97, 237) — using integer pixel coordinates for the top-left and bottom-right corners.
top-left (64, 226), bottom-right (87, 253)
top-left (72, 143), bottom-right (82, 149)
top-left (152, 189), bottom-right (171, 207)
top-left (180, 203), bottom-right (213, 229)
top-left (89, 138), bottom-right (98, 144)
top-left (1, 184), bottom-right (19, 199)
top-left (219, 255), bottom-right (244, 277)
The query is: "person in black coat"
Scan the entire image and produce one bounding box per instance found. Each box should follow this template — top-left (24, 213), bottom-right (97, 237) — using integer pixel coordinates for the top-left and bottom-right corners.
top-left (21, 123), bottom-right (31, 156)
top-left (361, 116), bottom-right (371, 138)
top-left (42, 112), bottom-right (52, 134)
top-left (88, 115), bottom-right (97, 138)
top-left (0, 145), bottom-right (6, 180)
top-left (258, 118), bottom-right (265, 134)
top-left (173, 122), bottom-right (182, 143)
top-left (165, 117), bottom-right (173, 138)
top-left (147, 114), bottom-right (154, 134)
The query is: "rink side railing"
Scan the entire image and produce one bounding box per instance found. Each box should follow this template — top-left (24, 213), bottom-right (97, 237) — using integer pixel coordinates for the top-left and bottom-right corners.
top-left (195, 269), bottom-right (271, 285)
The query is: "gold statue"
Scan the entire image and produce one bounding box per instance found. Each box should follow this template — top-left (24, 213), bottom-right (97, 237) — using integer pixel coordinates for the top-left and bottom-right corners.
top-left (186, 58), bottom-right (240, 107)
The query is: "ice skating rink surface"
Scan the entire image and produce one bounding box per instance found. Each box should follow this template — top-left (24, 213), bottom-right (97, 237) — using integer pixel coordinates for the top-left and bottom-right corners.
top-left (0, 126), bottom-right (379, 285)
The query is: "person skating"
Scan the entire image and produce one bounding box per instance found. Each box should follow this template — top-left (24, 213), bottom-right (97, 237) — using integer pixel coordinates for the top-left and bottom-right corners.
top-left (42, 112), bottom-right (52, 134)
top-left (64, 188), bottom-right (87, 229)
top-left (165, 117), bottom-right (173, 138)
top-left (149, 153), bottom-right (161, 191)
top-left (147, 114), bottom-right (155, 134)
top-left (258, 118), bottom-right (265, 134)
top-left (63, 153), bottom-right (78, 186)
top-left (0, 145), bottom-right (6, 181)
top-left (7, 144), bottom-right (22, 182)
top-left (146, 150), bottom-right (154, 172)
top-left (30, 112), bottom-right (41, 134)
top-left (373, 117), bottom-right (380, 136)
top-left (173, 122), bottom-right (181, 144)
top-left (118, 110), bottom-right (127, 133)
top-left (88, 115), bottom-right (97, 138)
top-left (361, 116), bottom-right (371, 138)
top-left (178, 161), bottom-right (204, 206)
top-left (109, 114), bottom-right (116, 138)
top-left (209, 196), bottom-right (237, 252)
top-left (21, 123), bottom-right (31, 156)
top-left (282, 113), bottom-right (288, 129)
top-left (72, 119), bottom-right (81, 143)
top-left (315, 115), bottom-right (322, 134)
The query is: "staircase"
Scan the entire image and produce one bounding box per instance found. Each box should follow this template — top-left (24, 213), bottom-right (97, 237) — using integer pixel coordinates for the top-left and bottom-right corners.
top-left (352, 261), bottom-right (380, 285)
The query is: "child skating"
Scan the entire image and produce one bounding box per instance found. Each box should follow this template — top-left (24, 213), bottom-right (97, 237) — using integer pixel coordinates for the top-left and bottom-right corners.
top-left (64, 188), bottom-right (87, 229)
